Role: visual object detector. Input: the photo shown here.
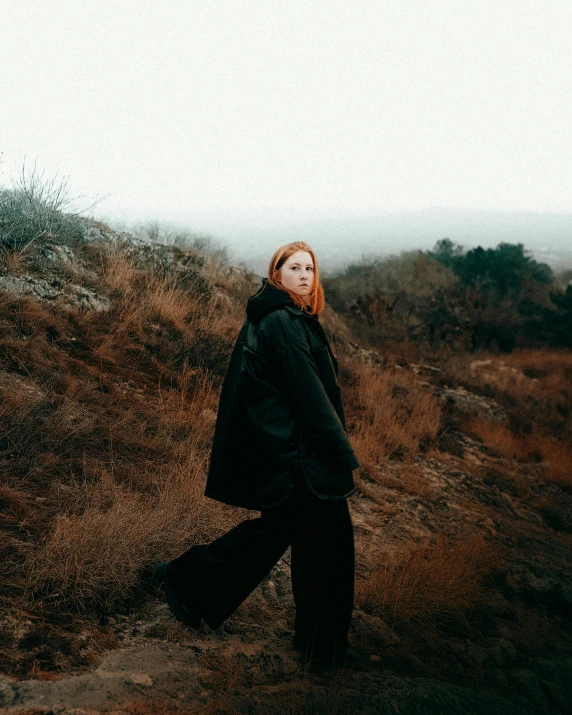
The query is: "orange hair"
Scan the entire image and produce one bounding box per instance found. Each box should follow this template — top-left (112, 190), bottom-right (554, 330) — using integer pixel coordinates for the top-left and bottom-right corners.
top-left (267, 241), bottom-right (325, 317)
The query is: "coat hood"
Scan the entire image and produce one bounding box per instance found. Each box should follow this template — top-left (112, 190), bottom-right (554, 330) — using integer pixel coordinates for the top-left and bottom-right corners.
top-left (246, 278), bottom-right (311, 323)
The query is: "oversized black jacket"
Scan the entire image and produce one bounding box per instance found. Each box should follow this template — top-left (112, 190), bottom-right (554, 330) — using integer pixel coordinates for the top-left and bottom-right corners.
top-left (204, 278), bottom-right (359, 510)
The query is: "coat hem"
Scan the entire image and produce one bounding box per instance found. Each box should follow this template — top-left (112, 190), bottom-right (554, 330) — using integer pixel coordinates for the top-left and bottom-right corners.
top-left (204, 480), bottom-right (296, 512)
top-left (297, 458), bottom-right (357, 500)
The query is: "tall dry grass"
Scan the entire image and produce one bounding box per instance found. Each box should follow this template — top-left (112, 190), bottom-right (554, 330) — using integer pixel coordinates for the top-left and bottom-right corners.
top-left (452, 349), bottom-right (572, 435)
top-left (90, 243), bottom-right (242, 377)
top-left (468, 417), bottom-right (572, 488)
top-left (357, 534), bottom-right (498, 630)
top-left (0, 243), bottom-right (258, 618)
top-left (344, 357), bottom-right (442, 472)
top-left (448, 349), bottom-right (572, 488)
top-left (466, 418), bottom-right (523, 460)
top-left (24, 376), bottom-right (244, 611)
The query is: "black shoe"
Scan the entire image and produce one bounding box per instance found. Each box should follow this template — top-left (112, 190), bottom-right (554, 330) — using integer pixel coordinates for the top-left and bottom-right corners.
top-left (293, 637), bottom-right (359, 668)
top-left (334, 648), bottom-right (359, 667)
top-left (153, 561), bottom-right (202, 628)
top-left (312, 647), bottom-right (359, 668)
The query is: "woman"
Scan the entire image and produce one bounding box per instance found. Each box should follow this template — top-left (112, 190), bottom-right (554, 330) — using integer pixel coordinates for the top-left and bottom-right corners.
top-left (154, 241), bottom-right (360, 666)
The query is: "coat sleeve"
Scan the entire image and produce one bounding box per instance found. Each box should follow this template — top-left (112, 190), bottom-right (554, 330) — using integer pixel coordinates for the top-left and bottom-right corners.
top-left (262, 312), bottom-right (359, 472)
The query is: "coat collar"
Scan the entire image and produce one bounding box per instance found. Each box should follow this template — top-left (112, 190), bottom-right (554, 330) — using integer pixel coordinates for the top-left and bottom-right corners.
top-left (247, 278), bottom-right (317, 323)
top-left (246, 278), bottom-right (338, 372)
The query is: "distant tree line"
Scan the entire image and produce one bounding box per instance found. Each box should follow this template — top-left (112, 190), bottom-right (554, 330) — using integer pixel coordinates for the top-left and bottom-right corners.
top-left (323, 239), bottom-right (572, 353)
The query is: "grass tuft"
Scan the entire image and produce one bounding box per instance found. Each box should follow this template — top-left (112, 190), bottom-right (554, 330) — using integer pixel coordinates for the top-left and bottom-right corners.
top-left (344, 357), bottom-right (442, 471)
top-left (357, 534), bottom-right (498, 630)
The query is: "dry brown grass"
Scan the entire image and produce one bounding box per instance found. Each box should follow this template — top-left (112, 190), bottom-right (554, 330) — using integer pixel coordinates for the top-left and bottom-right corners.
top-left (1, 246), bottom-right (26, 273)
top-left (467, 417), bottom-right (572, 488)
top-left (466, 418), bottom-right (523, 460)
top-left (367, 464), bottom-right (440, 502)
top-left (95, 702), bottom-right (199, 715)
top-left (533, 436), bottom-right (572, 486)
top-left (101, 242), bottom-right (137, 291)
top-left (399, 465), bottom-right (440, 501)
top-left (344, 357), bottom-right (442, 472)
top-left (23, 371), bottom-right (247, 611)
top-left (356, 534), bottom-right (498, 629)
top-left (452, 349), bottom-right (572, 436)
top-left (199, 650), bottom-right (247, 694)
top-left (0, 243), bottom-right (257, 622)
top-left (499, 348), bottom-right (572, 382)
top-left (100, 243), bottom-right (197, 334)
top-left (447, 348), bottom-right (572, 490)
top-left (96, 244), bottom-right (241, 368)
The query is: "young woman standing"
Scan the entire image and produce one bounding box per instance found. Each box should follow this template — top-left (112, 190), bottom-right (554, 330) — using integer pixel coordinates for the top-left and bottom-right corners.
top-left (154, 241), bottom-right (359, 666)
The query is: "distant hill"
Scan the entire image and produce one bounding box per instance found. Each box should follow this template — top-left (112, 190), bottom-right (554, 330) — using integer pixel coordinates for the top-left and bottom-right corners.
top-left (201, 208), bottom-right (572, 275)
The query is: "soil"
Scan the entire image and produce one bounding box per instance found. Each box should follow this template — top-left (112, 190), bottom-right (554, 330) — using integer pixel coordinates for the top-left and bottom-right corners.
top-left (2, 428), bottom-right (571, 714)
top-left (1, 237), bottom-right (571, 714)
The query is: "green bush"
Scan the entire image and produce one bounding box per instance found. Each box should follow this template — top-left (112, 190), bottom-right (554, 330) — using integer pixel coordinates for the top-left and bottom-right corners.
top-left (325, 241), bottom-right (571, 353)
top-left (429, 239), bottom-right (553, 295)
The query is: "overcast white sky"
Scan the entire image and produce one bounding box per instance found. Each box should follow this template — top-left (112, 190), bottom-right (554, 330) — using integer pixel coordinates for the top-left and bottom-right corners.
top-left (1, 0), bottom-right (572, 231)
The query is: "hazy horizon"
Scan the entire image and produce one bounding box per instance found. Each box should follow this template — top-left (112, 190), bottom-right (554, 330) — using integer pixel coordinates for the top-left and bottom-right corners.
top-left (2, 1), bottom-right (571, 276)
top-left (2, 1), bottom-right (572, 223)
top-left (103, 206), bottom-right (572, 276)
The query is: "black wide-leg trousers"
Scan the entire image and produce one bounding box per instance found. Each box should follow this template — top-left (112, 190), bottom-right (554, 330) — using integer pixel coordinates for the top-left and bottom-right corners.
top-left (168, 462), bottom-right (355, 652)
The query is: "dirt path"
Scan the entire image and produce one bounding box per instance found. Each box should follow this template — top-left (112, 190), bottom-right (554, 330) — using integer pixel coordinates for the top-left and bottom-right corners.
top-left (0, 601), bottom-right (544, 715)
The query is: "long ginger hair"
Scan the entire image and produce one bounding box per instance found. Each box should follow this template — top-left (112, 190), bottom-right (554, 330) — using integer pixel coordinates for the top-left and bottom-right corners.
top-left (267, 241), bottom-right (325, 317)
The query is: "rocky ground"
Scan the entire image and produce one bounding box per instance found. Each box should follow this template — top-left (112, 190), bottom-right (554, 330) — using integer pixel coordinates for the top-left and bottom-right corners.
top-left (1, 226), bottom-right (571, 714)
top-left (2, 424), bottom-right (571, 714)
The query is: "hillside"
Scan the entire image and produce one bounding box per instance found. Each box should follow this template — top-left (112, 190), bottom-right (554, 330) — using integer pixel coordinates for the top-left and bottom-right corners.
top-left (1, 217), bottom-right (572, 714)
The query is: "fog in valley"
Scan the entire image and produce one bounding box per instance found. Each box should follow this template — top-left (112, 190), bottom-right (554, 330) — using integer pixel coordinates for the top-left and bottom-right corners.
top-left (125, 207), bottom-right (572, 276)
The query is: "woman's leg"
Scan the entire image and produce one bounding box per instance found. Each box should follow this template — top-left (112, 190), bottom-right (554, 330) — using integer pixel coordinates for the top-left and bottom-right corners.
top-left (291, 474), bottom-right (355, 656)
top-left (169, 497), bottom-right (295, 630)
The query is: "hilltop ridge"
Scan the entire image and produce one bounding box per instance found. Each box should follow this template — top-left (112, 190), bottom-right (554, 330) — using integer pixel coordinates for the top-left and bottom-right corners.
top-left (1, 216), bottom-right (572, 714)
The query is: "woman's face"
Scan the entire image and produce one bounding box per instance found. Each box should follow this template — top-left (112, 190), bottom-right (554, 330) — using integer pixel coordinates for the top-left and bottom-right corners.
top-left (277, 250), bottom-right (314, 299)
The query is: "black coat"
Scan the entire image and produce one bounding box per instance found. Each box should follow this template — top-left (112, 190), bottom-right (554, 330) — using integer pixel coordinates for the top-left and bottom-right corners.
top-left (204, 279), bottom-right (359, 510)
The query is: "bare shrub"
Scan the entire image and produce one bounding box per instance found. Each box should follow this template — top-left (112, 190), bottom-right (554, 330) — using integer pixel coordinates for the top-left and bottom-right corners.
top-left (323, 251), bottom-right (465, 354)
top-left (0, 159), bottom-right (89, 254)
top-left (130, 219), bottom-right (229, 264)
top-left (356, 534), bottom-right (498, 629)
